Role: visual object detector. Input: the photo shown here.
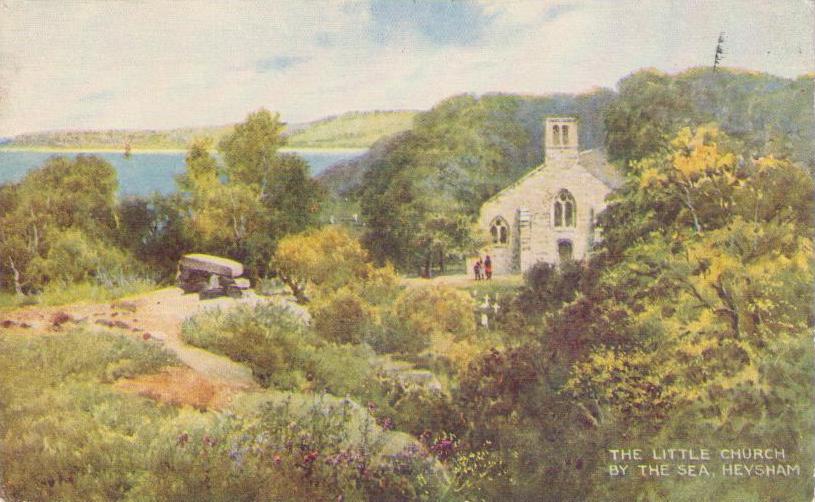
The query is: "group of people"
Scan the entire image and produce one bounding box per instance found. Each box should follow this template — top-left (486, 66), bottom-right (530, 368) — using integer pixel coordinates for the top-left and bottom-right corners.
top-left (473, 255), bottom-right (492, 280)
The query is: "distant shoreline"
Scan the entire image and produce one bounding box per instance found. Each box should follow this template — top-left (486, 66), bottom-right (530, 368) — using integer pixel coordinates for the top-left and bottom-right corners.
top-left (0, 146), bottom-right (368, 154)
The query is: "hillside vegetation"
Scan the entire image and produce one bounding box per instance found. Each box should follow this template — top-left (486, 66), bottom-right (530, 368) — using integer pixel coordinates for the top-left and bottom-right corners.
top-left (4, 110), bottom-right (417, 151)
top-left (1, 67), bottom-right (814, 501)
top-left (318, 68), bottom-right (813, 275)
top-left (286, 110), bottom-right (417, 148)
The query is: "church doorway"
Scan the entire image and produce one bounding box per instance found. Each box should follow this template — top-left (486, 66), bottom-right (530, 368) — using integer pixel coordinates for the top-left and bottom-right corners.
top-left (558, 240), bottom-right (573, 262)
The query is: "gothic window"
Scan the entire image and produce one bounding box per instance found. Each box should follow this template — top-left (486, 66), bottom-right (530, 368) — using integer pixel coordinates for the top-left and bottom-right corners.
top-left (552, 124), bottom-right (561, 145)
top-left (490, 217), bottom-right (509, 245)
top-left (558, 240), bottom-right (573, 262)
top-left (553, 189), bottom-right (576, 228)
top-left (562, 124), bottom-right (569, 145)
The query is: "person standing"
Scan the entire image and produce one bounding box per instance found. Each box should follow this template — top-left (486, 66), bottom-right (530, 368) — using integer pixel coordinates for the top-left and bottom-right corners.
top-left (484, 255), bottom-right (493, 280)
top-left (473, 258), bottom-right (482, 281)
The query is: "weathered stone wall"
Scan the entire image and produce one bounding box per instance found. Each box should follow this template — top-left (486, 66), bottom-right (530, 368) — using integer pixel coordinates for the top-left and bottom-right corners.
top-left (475, 159), bottom-right (612, 274)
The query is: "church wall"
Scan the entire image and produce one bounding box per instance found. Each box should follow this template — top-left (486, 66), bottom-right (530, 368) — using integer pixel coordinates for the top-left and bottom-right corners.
top-left (472, 206), bottom-right (516, 275)
top-left (476, 161), bottom-right (612, 274)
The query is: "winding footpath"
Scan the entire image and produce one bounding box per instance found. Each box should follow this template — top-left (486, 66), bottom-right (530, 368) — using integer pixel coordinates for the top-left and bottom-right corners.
top-left (1, 287), bottom-right (307, 408)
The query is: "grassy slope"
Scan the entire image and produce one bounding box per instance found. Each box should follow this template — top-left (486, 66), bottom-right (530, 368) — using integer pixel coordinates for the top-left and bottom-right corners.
top-left (5, 110), bottom-right (418, 151)
top-left (286, 110), bottom-right (416, 148)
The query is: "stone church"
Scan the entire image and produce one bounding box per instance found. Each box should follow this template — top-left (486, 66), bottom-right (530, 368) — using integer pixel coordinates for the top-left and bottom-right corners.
top-left (473, 117), bottom-right (623, 275)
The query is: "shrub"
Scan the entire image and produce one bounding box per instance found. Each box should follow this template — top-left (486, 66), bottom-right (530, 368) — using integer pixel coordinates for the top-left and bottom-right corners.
top-left (305, 343), bottom-right (383, 403)
top-left (181, 302), bottom-right (314, 389)
top-left (273, 226), bottom-right (372, 302)
top-left (374, 286), bottom-right (476, 355)
top-left (394, 286), bottom-right (476, 340)
top-left (515, 260), bottom-right (584, 316)
top-left (312, 287), bottom-right (378, 344)
top-left (27, 228), bottom-right (142, 288)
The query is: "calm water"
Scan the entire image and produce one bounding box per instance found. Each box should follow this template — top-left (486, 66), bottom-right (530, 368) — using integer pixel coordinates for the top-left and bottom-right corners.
top-left (0, 149), bottom-right (364, 196)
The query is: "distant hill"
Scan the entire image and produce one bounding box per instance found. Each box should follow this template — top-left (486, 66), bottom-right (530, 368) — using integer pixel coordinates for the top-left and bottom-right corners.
top-left (287, 111), bottom-right (417, 148)
top-left (3, 110), bottom-right (418, 151)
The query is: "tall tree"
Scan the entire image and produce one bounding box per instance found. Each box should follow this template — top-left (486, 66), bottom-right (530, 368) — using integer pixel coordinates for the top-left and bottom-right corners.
top-left (178, 109), bottom-right (323, 277)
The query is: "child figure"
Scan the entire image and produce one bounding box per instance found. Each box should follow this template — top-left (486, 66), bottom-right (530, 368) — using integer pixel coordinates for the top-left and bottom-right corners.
top-left (473, 258), bottom-right (482, 281)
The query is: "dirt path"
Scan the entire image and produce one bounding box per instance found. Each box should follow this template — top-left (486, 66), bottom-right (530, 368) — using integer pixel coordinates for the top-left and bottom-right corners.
top-left (1, 287), bottom-right (302, 409)
top-left (401, 273), bottom-right (523, 288)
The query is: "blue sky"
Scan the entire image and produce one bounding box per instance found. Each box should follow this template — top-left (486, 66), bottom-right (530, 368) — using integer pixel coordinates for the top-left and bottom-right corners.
top-left (0, 0), bottom-right (812, 136)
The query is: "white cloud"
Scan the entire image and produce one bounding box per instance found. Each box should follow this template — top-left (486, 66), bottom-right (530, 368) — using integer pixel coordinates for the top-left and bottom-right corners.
top-left (0, 0), bottom-right (811, 136)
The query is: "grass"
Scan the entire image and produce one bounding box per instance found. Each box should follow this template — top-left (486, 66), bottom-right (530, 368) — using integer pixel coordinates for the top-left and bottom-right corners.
top-left (462, 278), bottom-right (523, 302)
top-left (287, 110), bottom-right (417, 148)
top-left (0, 323), bottom-right (450, 501)
top-left (0, 278), bottom-right (155, 311)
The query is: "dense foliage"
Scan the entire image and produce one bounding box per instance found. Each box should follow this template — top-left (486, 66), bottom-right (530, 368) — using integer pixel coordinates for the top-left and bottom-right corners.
top-left (2, 67), bottom-right (813, 500)
top-left (0, 155), bottom-right (152, 299)
top-left (357, 90), bottom-right (616, 274)
top-left (352, 68), bottom-right (813, 275)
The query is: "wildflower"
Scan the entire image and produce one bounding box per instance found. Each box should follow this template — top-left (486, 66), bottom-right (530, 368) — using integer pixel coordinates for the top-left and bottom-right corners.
top-left (229, 447), bottom-right (244, 466)
top-left (431, 438), bottom-right (455, 460)
top-left (378, 416), bottom-right (394, 431)
top-left (303, 450), bottom-right (319, 465)
top-left (176, 432), bottom-right (189, 447)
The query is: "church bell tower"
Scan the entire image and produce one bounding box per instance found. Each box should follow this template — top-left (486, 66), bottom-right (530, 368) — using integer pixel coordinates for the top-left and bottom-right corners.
top-left (544, 117), bottom-right (579, 165)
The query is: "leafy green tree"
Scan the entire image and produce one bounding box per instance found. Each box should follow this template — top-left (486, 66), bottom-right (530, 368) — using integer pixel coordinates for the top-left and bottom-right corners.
top-left (219, 109), bottom-right (287, 191)
top-left (0, 155), bottom-right (133, 293)
top-left (604, 69), bottom-right (696, 167)
top-left (178, 109), bottom-right (324, 277)
top-left (117, 193), bottom-right (193, 279)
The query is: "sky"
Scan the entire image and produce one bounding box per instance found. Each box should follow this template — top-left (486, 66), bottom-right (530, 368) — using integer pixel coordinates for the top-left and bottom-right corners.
top-left (0, 0), bottom-right (812, 136)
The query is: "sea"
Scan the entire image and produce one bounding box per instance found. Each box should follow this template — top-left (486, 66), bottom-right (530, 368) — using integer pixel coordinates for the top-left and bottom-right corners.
top-left (0, 148), bottom-right (365, 196)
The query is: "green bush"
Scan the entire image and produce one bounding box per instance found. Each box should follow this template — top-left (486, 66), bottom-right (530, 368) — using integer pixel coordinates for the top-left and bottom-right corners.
top-left (182, 303), bottom-right (315, 388)
top-left (393, 286), bottom-right (476, 340)
top-left (371, 286), bottom-right (476, 355)
top-left (306, 342), bottom-right (382, 401)
top-left (312, 286), bottom-right (378, 344)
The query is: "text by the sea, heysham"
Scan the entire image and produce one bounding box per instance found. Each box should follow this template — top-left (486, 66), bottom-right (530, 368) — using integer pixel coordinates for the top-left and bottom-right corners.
top-left (605, 448), bottom-right (800, 478)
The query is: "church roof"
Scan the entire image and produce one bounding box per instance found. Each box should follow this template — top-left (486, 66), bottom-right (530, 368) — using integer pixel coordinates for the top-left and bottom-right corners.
top-left (482, 149), bottom-right (624, 206)
top-left (577, 149), bottom-right (625, 189)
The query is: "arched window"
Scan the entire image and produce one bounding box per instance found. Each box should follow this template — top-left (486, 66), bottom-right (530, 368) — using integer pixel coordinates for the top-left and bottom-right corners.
top-left (562, 125), bottom-right (569, 145)
top-left (553, 189), bottom-right (576, 228)
top-left (490, 217), bottom-right (509, 245)
top-left (552, 124), bottom-right (561, 145)
top-left (558, 240), bottom-right (573, 262)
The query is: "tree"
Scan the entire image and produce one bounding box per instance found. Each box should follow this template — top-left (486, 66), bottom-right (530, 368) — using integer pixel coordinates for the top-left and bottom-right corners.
top-left (272, 226), bottom-right (375, 304)
top-left (604, 69), bottom-right (696, 167)
top-left (0, 155), bottom-right (125, 293)
top-left (178, 109), bottom-right (324, 277)
top-left (218, 109), bottom-right (287, 193)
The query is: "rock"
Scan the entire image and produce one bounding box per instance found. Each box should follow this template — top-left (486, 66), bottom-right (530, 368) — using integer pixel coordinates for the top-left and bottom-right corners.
top-left (51, 311), bottom-right (74, 327)
top-left (111, 300), bottom-right (138, 313)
